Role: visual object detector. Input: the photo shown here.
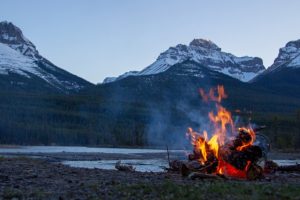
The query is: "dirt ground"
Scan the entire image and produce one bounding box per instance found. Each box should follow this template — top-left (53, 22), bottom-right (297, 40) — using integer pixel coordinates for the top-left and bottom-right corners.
top-left (0, 156), bottom-right (300, 200)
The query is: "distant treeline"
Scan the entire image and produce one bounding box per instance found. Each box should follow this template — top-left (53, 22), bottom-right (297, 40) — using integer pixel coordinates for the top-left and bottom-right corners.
top-left (0, 91), bottom-right (299, 150)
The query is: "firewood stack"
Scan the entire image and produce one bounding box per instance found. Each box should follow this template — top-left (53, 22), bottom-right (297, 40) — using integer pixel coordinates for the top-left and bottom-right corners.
top-left (170, 127), bottom-right (265, 180)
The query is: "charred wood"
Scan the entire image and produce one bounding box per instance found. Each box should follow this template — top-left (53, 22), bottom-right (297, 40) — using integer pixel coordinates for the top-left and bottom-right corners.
top-left (188, 172), bottom-right (223, 180)
top-left (246, 163), bottom-right (264, 180)
top-left (277, 164), bottom-right (300, 172)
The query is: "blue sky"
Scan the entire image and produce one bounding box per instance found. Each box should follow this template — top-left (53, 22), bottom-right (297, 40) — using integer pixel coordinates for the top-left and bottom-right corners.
top-left (1, 0), bottom-right (300, 83)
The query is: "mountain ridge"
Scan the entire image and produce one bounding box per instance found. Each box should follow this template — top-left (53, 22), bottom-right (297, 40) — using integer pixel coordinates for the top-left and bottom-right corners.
top-left (0, 21), bottom-right (93, 93)
top-left (103, 39), bottom-right (265, 83)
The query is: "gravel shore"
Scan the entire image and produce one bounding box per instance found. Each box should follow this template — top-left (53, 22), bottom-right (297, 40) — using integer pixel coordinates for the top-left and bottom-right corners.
top-left (0, 156), bottom-right (300, 199)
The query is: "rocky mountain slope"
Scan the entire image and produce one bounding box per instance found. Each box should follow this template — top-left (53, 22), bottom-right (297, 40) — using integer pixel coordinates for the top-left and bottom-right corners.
top-left (267, 39), bottom-right (300, 72)
top-left (251, 40), bottom-right (300, 98)
top-left (0, 21), bottom-right (92, 93)
top-left (104, 39), bottom-right (265, 83)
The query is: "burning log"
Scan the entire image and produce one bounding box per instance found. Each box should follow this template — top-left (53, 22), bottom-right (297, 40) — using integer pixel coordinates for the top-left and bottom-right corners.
top-left (277, 164), bottom-right (300, 172)
top-left (115, 161), bottom-right (135, 172)
top-left (230, 128), bottom-right (254, 150)
top-left (188, 172), bottom-right (223, 180)
top-left (180, 162), bottom-right (191, 177)
top-left (168, 160), bottom-right (185, 171)
top-left (180, 161), bottom-right (205, 176)
top-left (181, 161), bottom-right (219, 177)
top-left (168, 160), bottom-right (206, 176)
top-left (220, 145), bottom-right (263, 171)
top-left (264, 160), bottom-right (300, 173)
top-left (264, 160), bottom-right (278, 173)
top-left (246, 163), bottom-right (264, 180)
top-left (184, 126), bottom-right (264, 180)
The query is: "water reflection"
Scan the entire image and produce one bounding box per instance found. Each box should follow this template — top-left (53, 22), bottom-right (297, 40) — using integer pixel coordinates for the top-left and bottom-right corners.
top-left (63, 159), bottom-right (169, 172)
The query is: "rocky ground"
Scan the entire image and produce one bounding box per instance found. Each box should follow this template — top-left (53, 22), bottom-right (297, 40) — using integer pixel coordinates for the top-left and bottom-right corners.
top-left (0, 156), bottom-right (300, 200)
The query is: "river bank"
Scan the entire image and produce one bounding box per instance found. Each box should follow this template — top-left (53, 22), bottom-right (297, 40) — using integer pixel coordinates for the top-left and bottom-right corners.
top-left (0, 157), bottom-right (300, 199)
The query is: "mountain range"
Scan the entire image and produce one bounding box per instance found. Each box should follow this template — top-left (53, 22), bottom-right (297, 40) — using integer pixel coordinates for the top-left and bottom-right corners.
top-left (1, 21), bottom-right (299, 97)
top-left (103, 38), bottom-right (265, 83)
top-left (0, 21), bottom-right (299, 147)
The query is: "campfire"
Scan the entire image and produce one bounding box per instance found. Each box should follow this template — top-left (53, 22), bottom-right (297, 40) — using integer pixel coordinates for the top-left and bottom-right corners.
top-left (171, 85), bottom-right (267, 180)
top-left (114, 85), bottom-right (300, 178)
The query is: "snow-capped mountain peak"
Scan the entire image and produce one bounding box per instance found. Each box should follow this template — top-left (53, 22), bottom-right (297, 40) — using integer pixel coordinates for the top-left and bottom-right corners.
top-left (267, 39), bottom-right (300, 72)
top-left (189, 38), bottom-right (221, 51)
top-left (103, 38), bottom-right (265, 83)
top-left (0, 21), bottom-right (91, 92)
top-left (0, 21), bottom-right (40, 60)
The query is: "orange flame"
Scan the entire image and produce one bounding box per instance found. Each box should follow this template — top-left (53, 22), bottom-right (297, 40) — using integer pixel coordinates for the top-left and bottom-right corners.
top-left (187, 85), bottom-right (256, 178)
top-left (199, 85), bottom-right (227, 103)
top-left (208, 105), bottom-right (234, 146)
top-left (236, 127), bottom-right (256, 151)
top-left (186, 128), bottom-right (209, 163)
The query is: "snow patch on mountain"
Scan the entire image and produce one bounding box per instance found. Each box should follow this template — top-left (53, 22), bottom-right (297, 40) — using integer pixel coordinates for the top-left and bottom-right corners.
top-left (288, 54), bottom-right (300, 67)
top-left (267, 39), bottom-right (300, 72)
top-left (103, 39), bottom-right (265, 83)
top-left (0, 21), bottom-right (91, 92)
top-left (0, 43), bottom-right (37, 77)
top-left (0, 21), bottom-right (40, 59)
top-left (0, 42), bottom-right (86, 91)
top-left (103, 71), bottom-right (139, 83)
top-left (0, 43), bottom-right (60, 84)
